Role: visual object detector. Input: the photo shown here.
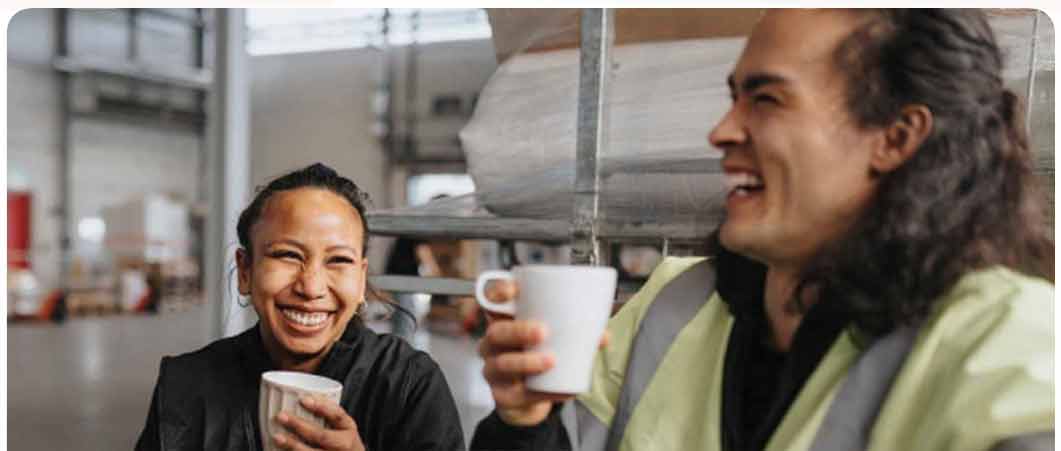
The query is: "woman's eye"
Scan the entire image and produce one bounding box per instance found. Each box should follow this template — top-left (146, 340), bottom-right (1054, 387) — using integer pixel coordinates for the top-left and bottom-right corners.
top-left (270, 251), bottom-right (301, 260)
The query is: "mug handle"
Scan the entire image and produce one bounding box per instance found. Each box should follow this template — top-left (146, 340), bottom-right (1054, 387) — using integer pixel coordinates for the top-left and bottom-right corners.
top-left (475, 270), bottom-right (517, 316)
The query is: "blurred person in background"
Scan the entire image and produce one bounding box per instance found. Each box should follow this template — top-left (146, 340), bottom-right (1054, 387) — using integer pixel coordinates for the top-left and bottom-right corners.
top-left (418, 234), bottom-right (488, 337)
top-left (471, 9), bottom-right (1054, 451)
top-left (137, 163), bottom-right (464, 451)
top-left (397, 194), bottom-right (488, 338)
top-left (384, 235), bottom-right (426, 342)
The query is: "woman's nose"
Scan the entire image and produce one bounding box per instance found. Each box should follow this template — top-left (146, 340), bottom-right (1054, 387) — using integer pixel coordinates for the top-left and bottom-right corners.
top-left (294, 266), bottom-right (327, 299)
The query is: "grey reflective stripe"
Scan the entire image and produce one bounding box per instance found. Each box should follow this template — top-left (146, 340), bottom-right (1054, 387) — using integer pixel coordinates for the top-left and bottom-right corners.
top-left (557, 259), bottom-right (716, 451)
top-left (561, 401), bottom-right (581, 449)
top-left (808, 325), bottom-right (919, 451)
top-left (560, 400), bottom-right (610, 450)
top-left (603, 260), bottom-right (717, 451)
top-left (577, 401), bottom-right (610, 449)
top-left (990, 431), bottom-right (1055, 451)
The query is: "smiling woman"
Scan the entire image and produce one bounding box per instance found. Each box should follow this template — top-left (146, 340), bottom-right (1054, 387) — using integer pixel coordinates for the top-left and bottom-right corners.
top-left (136, 163), bottom-right (465, 451)
top-left (234, 170), bottom-right (372, 374)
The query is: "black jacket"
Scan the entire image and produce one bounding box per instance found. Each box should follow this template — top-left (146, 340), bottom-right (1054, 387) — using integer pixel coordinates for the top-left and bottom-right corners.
top-left (136, 323), bottom-right (465, 450)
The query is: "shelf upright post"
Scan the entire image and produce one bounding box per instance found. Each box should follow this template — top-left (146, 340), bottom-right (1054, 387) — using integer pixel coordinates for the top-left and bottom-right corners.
top-left (571, 8), bottom-right (614, 266)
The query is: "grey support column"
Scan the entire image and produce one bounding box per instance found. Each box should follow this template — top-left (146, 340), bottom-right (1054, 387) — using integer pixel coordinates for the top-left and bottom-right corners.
top-left (570, 8), bottom-right (614, 266)
top-left (55, 9), bottom-right (72, 285)
top-left (206, 9), bottom-right (252, 339)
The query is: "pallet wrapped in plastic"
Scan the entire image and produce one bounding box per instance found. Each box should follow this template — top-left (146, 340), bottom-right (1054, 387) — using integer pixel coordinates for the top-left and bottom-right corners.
top-left (459, 9), bottom-right (1053, 232)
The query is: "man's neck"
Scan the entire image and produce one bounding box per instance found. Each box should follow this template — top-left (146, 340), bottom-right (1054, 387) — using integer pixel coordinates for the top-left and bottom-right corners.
top-left (764, 267), bottom-right (814, 352)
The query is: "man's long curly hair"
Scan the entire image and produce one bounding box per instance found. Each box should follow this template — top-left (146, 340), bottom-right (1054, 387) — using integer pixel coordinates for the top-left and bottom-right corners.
top-left (711, 9), bottom-right (1054, 338)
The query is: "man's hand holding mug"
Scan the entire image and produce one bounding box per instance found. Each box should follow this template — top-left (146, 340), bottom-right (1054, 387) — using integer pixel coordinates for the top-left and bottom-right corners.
top-left (475, 265), bottom-right (617, 426)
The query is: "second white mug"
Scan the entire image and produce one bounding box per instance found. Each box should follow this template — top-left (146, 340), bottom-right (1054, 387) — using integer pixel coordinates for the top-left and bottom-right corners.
top-left (476, 264), bottom-right (617, 394)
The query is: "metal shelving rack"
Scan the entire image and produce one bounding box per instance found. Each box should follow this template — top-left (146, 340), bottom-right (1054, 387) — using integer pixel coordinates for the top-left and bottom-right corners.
top-left (367, 8), bottom-right (1055, 296)
top-left (370, 10), bottom-right (672, 240)
top-left (367, 9), bottom-right (696, 296)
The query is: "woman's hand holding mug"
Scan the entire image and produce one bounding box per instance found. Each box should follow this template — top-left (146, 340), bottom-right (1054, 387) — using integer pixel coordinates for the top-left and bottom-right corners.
top-left (272, 396), bottom-right (365, 451)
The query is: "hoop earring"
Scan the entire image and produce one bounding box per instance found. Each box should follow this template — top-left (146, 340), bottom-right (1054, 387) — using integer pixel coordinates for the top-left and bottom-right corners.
top-left (237, 294), bottom-right (250, 308)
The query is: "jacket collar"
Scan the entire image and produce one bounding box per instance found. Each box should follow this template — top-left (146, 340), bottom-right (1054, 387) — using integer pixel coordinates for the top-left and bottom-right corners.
top-left (237, 321), bottom-right (364, 377)
top-left (238, 324), bottom-right (273, 376)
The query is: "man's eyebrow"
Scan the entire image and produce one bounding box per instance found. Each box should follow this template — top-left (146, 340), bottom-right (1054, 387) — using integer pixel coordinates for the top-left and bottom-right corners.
top-left (727, 72), bottom-right (790, 94)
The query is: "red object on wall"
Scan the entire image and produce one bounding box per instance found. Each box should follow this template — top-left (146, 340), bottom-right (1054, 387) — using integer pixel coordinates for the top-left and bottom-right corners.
top-left (8, 191), bottom-right (32, 269)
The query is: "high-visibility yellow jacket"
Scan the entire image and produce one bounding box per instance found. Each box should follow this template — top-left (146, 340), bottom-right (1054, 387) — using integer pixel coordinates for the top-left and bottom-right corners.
top-left (577, 257), bottom-right (1053, 451)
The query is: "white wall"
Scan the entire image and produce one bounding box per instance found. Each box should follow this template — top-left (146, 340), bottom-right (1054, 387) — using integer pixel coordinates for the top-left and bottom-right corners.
top-left (248, 39), bottom-right (499, 195)
top-left (389, 39), bottom-right (499, 159)
top-left (250, 47), bottom-right (391, 270)
top-left (249, 47), bottom-right (388, 198)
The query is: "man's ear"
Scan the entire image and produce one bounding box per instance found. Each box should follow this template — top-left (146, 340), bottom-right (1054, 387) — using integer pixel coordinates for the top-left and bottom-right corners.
top-left (871, 104), bottom-right (933, 174)
top-left (236, 248), bottom-right (251, 296)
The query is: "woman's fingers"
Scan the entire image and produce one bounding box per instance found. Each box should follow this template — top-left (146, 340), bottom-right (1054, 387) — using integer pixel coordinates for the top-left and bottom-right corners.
top-left (274, 398), bottom-right (364, 451)
top-left (276, 413), bottom-right (329, 449)
top-left (301, 397), bottom-right (357, 431)
top-left (272, 431), bottom-right (313, 451)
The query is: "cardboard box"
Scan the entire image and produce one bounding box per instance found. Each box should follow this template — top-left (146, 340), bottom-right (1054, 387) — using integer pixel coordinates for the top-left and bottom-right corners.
top-left (102, 194), bottom-right (190, 262)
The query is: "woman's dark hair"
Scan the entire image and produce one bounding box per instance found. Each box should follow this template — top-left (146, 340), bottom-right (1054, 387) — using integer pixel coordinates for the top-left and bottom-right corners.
top-left (236, 162), bottom-right (412, 327)
top-left (712, 9), bottom-right (1054, 338)
top-left (238, 163), bottom-right (371, 256)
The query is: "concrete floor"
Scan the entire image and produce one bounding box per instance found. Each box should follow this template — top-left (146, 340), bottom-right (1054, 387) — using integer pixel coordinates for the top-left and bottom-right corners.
top-left (6, 307), bottom-right (494, 450)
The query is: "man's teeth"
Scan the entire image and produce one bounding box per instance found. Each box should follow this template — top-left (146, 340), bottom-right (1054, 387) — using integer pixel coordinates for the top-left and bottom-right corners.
top-left (724, 172), bottom-right (764, 194)
top-left (281, 308), bottom-right (330, 326)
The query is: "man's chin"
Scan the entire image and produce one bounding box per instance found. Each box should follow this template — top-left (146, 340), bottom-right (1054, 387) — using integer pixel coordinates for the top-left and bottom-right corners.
top-left (719, 226), bottom-right (773, 263)
top-left (719, 224), bottom-right (752, 252)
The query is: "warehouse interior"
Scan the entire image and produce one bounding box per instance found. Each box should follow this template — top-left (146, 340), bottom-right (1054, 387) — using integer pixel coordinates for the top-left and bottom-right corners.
top-left (4, 8), bottom-right (1055, 450)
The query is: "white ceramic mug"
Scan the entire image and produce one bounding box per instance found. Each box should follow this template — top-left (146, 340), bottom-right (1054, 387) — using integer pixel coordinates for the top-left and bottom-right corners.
top-left (475, 265), bottom-right (617, 394)
top-left (259, 371), bottom-right (343, 451)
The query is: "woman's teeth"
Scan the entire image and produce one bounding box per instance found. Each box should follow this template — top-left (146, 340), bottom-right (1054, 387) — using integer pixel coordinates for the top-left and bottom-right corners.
top-left (281, 308), bottom-right (330, 327)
